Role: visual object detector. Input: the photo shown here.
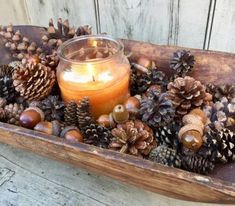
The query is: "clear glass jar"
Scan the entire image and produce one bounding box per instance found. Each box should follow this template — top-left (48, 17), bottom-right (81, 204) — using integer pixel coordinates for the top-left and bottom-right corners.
top-left (57, 35), bottom-right (130, 118)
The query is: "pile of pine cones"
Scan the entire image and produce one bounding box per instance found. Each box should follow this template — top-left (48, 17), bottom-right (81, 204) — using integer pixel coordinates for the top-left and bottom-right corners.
top-left (0, 19), bottom-right (235, 176)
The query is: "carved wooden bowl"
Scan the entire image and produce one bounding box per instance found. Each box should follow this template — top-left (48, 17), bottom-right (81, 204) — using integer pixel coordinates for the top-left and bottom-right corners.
top-left (0, 26), bottom-right (234, 204)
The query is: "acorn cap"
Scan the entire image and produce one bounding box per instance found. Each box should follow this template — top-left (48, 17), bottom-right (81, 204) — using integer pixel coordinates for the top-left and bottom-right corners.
top-left (25, 107), bottom-right (45, 121)
top-left (178, 124), bottom-right (203, 141)
top-left (60, 126), bottom-right (80, 138)
top-left (52, 120), bottom-right (61, 136)
top-left (189, 108), bottom-right (207, 125)
top-left (182, 114), bottom-right (204, 128)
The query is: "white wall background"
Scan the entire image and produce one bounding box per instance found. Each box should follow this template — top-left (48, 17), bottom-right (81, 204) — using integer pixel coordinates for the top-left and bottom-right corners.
top-left (0, 0), bottom-right (234, 53)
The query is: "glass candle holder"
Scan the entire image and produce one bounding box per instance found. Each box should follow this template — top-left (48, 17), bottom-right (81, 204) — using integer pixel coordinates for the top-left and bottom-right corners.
top-left (57, 35), bottom-right (131, 118)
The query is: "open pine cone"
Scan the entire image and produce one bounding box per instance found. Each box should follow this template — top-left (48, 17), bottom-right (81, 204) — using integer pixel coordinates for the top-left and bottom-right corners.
top-left (199, 128), bottom-right (235, 163)
top-left (12, 63), bottom-right (56, 101)
top-left (148, 145), bottom-right (181, 168)
top-left (170, 50), bottom-right (195, 77)
top-left (203, 97), bottom-right (235, 130)
top-left (168, 76), bottom-right (207, 116)
top-left (109, 120), bottom-right (156, 156)
top-left (0, 65), bottom-right (17, 102)
top-left (140, 90), bottom-right (175, 128)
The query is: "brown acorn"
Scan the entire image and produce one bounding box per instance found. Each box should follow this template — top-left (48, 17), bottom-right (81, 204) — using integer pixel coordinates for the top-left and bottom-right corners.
top-left (124, 96), bottom-right (140, 117)
top-left (97, 114), bottom-right (116, 128)
top-left (60, 126), bottom-right (83, 143)
top-left (19, 107), bottom-right (44, 129)
top-left (34, 120), bottom-right (61, 136)
top-left (189, 108), bottom-right (207, 125)
top-left (137, 57), bottom-right (152, 68)
top-left (112, 104), bottom-right (129, 124)
top-left (178, 124), bottom-right (203, 151)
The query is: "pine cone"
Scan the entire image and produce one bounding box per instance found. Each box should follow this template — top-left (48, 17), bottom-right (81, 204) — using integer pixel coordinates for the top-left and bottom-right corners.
top-left (167, 76), bottom-right (207, 116)
top-left (0, 25), bottom-right (39, 60)
top-left (198, 128), bottom-right (235, 163)
top-left (64, 101), bottom-right (77, 126)
top-left (130, 63), bottom-right (167, 95)
top-left (170, 50), bottom-right (195, 77)
top-left (148, 145), bottom-right (181, 168)
top-left (12, 63), bottom-right (56, 101)
top-left (0, 97), bottom-right (7, 108)
top-left (0, 108), bottom-right (6, 121)
top-left (0, 65), bottom-right (17, 102)
top-left (155, 122), bottom-right (181, 150)
top-left (76, 97), bottom-right (111, 148)
top-left (4, 103), bottom-right (24, 125)
top-left (109, 120), bottom-right (156, 156)
top-left (203, 97), bottom-right (235, 130)
top-left (140, 90), bottom-right (175, 128)
top-left (29, 95), bottom-right (64, 122)
top-left (182, 155), bottom-right (215, 175)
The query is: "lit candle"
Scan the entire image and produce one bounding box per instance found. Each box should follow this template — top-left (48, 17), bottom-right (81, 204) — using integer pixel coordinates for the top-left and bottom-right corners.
top-left (57, 35), bottom-right (130, 118)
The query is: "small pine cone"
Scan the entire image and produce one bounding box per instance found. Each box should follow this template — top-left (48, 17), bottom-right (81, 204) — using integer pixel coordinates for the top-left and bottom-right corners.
top-left (130, 63), bottom-right (167, 95)
top-left (182, 155), bottom-right (215, 175)
top-left (64, 101), bottom-right (77, 126)
top-left (77, 97), bottom-right (94, 129)
top-left (0, 65), bottom-right (17, 102)
top-left (206, 83), bottom-right (235, 102)
top-left (109, 120), bottom-right (156, 156)
top-left (170, 50), bottom-right (195, 77)
top-left (203, 97), bottom-right (235, 130)
top-left (4, 103), bottom-right (24, 125)
top-left (76, 25), bottom-right (92, 36)
top-left (155, 122), bottom-right (181, 150)
top-left (198, 128), bottom-right (235, 163)
top-left (148, 145), bottom-right (181, 168)
top-left (83, 123), bottom-right (112, 148)
top-left (12, 63), bottom-right (56, 101)
top-left (167, 76), bottom-right (207, 116)
top-left (140, 90), bottom-right (175, 128)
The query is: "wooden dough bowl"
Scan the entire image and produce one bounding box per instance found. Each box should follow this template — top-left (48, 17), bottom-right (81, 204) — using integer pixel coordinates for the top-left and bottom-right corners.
top-left (0, 26), bottom-right (234, 204)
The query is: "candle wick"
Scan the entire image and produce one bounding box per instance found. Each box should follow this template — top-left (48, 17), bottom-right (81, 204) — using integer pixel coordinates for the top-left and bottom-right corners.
top-left (92, 75), bottom-right (95, 82)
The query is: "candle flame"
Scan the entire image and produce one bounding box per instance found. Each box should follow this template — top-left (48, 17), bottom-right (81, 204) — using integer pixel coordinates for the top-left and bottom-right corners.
top-left (92, 40), bottom-right (97, 47)
top-left (87, 63), bottom-right (95, 82)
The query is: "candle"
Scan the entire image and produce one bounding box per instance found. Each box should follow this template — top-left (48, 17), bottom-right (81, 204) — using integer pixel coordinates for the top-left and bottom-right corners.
top-left (57, 35), bottom-right (130, 118)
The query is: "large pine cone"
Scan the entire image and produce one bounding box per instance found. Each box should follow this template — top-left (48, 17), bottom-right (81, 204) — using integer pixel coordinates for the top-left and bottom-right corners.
top-left (12, 63), bottom-right (56, 101)
top-left (206, 83), bottom-right (235, 102)
top-left (203, 97), bottom-right (235, 130)
top-left (140, 90), bottom-right (175, 128)
top-left (4, 103), bottom-right (24, 125)
top-left (168, 76), bottom-right (207, 116)
top-left (29, 95), bottom-right (64, 122)
top-left (182, 155), bottom-right (215, 175)
top-left (170, 50), bottom-right (195, 77)
top-left (198, 128), bottom-right (235, 163)
top-left (109, 120), bottom-right (156, 156)
top-left (0, 65), bottom-right (17, 102)
top-left (148, 145), bottom-right (181, 168)
top-left (155, 122), bottom-right (181, 150)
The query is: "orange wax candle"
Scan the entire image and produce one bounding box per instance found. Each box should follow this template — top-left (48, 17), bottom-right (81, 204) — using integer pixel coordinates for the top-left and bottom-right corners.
top-left (57, 35), bottom-right (131, 118)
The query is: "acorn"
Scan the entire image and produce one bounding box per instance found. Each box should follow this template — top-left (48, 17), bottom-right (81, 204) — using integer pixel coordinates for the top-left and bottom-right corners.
top-left (124, 96), bottom-right (140, 116)
top-left (60, 126), bottom-right (83, 143)
top-left (112, 104), bottom-right (129, 124)
top-left (34, 120), bottom-right (61, 136)
top-left (137, 57), bottom-right (152, 68)
top-left (19, 107), bottom-right (44, 129)
top-left (178, 124), bottom-right (203, 151)
top-left (97, 114), bottom-right (116, 128)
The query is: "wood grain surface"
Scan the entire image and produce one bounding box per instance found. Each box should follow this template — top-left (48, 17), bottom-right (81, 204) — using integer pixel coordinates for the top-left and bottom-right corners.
top-left (0, 25), bottom-right (235, 204)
